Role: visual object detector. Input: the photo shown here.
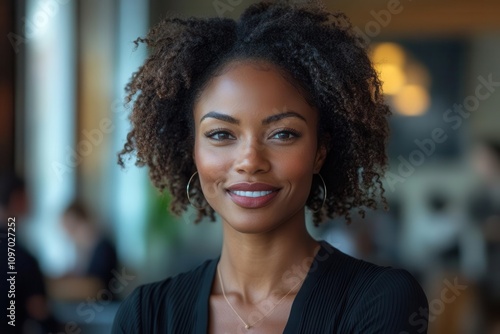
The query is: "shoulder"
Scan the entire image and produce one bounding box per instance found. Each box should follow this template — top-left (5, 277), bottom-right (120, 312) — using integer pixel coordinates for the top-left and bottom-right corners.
top-left (317, 242), bottom-right (429, 333)
top-left (349, 267), bottom-right (429, 333)
top-left (316, 241), bottom-right (405, 294)
top-left (319, 241), bottom-right (424, 295)
top-left (111, 258), bottom-right (216, 333)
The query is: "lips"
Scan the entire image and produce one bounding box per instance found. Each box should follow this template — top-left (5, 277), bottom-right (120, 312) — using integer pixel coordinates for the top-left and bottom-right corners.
top-left (226, 182), bottom-right (280, 209)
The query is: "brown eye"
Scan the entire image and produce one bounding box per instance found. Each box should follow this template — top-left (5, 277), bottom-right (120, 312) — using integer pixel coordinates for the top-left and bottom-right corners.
top-left (270, 129), bottom-right (301, 141)
top-left (205, 130), bottom-right (235, 141)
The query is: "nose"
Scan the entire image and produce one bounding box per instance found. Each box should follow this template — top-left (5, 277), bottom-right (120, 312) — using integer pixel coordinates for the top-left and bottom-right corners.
top-left (233, 140), bottom-right (271, 175)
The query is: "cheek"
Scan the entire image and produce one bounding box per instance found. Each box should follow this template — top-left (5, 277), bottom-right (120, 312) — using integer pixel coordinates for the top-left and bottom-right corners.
top-left (194, 141), bottom-right (230, 201)
top-left (277, 138), bottom-right (318, 176)
top-left (280, 155), bottom-right (315, 194)
top-left (276, 140), bottom-right (318, 195)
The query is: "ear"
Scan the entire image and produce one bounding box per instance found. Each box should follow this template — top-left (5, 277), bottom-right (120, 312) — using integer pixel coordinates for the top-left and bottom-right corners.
top-left (313, 143), bottom-right (327, 174)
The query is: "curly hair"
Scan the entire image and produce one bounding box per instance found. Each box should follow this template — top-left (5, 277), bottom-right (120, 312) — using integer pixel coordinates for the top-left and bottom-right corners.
top-left (117, 0), bottom-right (391, 225)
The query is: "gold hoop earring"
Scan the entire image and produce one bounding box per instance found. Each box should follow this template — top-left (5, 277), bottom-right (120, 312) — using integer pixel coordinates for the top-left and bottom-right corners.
top-left (186, 171), bottom-right (203, 210)
top-left (310, 173), bottom-right (327, 214)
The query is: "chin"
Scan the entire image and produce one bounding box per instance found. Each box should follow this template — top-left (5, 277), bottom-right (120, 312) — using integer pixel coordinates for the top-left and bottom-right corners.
top-left (219, 206), bottom-right (304, 235)
top-left (220, 211), bottom-right (276, 234)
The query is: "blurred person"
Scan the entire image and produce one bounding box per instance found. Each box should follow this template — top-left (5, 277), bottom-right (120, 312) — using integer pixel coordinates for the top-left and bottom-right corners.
top-left (50, 199), bottom-right (118, 301)
top-left (60, 200), bottom-right (118, 286)
top-left (112, 1), bottom-right (428, 333)
top-left (470, 140), bottom-right (500, 333)
top-left (0, 172), bottom-right (60, 333)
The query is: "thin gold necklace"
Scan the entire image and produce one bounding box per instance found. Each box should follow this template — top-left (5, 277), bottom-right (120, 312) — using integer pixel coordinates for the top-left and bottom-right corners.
top-left (216, 265), bottom-right (306, 330)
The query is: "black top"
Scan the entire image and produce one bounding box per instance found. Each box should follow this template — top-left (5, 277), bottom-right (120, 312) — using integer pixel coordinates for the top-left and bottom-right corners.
top-left (87, 237), bottom-right (118, 286)
top-left (112, 241), bottom-right (428, 333)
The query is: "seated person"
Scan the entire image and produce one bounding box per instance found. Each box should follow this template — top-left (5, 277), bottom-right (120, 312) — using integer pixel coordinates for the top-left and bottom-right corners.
top-left (51, 200), bottom-right (118, 300)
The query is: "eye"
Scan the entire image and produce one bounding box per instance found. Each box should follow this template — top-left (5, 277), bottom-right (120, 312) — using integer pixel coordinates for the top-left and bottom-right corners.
top-left (204, 129), bottom-right (235, 141)
top-left (270, 129), bottom-right (301, 141)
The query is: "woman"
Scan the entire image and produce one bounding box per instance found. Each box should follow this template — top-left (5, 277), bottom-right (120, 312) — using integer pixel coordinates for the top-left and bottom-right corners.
top-left (112, 1), bottom-right (428, 333)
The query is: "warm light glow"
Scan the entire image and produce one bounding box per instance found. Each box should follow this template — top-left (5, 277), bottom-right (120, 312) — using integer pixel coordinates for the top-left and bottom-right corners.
top-left (393, 84), bottom-right (430, 116)
top-left (406, 63), bottom-right (431, 88)
top-left (372, 43), bottom-right (406, 66)
top-left (375, 63), bottom-right (406, 95)
top-left (371, 42), bottom-right (431, 116)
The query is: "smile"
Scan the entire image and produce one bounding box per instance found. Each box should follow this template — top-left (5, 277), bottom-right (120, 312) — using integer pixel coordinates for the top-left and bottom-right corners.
top-left (227, 190), bottom-right (279, 209)
top-left (231, 190), bottom-right (273, 198)
top-left (226, 182), bottom-right (280, 209)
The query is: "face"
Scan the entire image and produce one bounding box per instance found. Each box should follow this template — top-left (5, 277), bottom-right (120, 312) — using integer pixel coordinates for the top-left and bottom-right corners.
top-left (61, 213), bottom-right (80, 240)
top-left (472, 143), bottom-right (500, 182)
top-left (193, 60), bottom-right (326, 233)
top-left (61, 213), bottom-right (88, 245)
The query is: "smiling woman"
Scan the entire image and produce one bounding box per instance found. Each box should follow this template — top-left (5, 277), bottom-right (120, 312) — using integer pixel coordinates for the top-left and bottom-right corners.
top-left (112, 1), bottom-right (428, 333)
top-left (193, 61), bottom-right (325, 235)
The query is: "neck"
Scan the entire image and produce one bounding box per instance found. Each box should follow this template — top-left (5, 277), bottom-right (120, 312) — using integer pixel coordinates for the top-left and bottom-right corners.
top-left (218, 211), bottom-right (320, 303)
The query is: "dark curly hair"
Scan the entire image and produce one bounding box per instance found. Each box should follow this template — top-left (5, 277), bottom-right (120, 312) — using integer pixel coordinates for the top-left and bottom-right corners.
top-left (117, 0), bottom-right (391, 225)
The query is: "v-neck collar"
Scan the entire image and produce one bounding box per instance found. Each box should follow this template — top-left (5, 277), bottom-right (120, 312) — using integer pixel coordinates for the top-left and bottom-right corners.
top-left (194, 240), bottom-right (335, 334)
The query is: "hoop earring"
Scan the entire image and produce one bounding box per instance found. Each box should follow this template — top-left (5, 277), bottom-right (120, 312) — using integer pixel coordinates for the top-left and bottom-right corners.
top-left (310, 173), bottom-right (327, 214)
top-left (186, 171), bottom-right (203, 210)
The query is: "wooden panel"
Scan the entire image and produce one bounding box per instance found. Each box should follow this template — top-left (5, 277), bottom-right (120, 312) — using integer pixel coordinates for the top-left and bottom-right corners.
top-left (155, 0), bottom-right (500, 36)
top-left (326, 0), bottom-right (500, 37)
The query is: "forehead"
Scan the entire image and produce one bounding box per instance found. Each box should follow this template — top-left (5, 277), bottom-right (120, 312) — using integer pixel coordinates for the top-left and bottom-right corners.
top-left (193, 60), bottom-right (313, 119)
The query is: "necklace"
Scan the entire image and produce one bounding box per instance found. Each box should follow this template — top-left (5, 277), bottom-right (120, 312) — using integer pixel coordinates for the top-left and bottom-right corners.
top-left (216, 265), bottom-right (306, 330)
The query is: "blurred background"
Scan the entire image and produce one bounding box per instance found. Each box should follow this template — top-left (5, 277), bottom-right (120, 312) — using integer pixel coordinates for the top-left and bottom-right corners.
top-left (0, 0), bottom-right (499, 333)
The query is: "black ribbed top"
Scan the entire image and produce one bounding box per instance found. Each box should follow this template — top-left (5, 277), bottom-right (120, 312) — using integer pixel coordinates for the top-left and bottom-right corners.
top-left (111, 241), bottom-right (428, 333)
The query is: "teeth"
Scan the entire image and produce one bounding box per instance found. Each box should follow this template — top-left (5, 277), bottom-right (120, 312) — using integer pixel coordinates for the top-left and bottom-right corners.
top-left (233, 190), bottom-right (273, 198)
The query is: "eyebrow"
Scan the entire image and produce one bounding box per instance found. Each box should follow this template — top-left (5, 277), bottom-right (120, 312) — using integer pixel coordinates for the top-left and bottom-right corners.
top-left (262, 111), bottom-right (307, 125)
top-left (200, 111), bottom-right (239, 124)
top-left (200, 110), bottom-right (307, 125)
